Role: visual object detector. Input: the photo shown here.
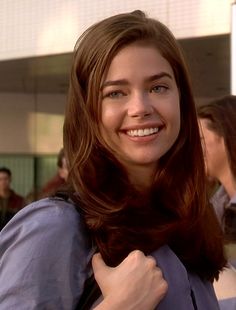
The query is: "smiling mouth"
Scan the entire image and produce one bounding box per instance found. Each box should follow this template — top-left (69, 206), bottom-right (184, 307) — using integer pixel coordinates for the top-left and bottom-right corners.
top-left (126, 127), bottom-right (159, 137)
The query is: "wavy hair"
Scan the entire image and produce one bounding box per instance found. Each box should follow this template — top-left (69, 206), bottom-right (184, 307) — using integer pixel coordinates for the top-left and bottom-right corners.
top-left (64, 10), bottom-right (225, 280)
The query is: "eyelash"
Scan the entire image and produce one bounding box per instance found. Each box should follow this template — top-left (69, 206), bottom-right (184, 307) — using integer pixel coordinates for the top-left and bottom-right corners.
top-left (151, 85), bottom-right (169, 93)
top-left (103, 90), bottom-right (125, 99)
top-left (103, 85), bottom-right (169, 99)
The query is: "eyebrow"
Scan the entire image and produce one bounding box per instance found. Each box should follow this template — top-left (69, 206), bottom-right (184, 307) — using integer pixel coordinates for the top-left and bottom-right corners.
top-left (100, 72), bottom-right (173, 90)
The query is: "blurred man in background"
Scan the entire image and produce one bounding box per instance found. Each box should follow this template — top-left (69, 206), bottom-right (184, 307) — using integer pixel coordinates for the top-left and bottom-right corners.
top-left (0, 167), bottom-right (25, 230)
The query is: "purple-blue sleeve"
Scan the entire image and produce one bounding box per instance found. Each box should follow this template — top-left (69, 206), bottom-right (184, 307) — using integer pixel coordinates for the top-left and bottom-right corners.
top-left (218, 297), bottom-right (236, 310)
top-left (151, 245), bottom-right (220, 310)
top-left (0, 198), bottom-right (93, 310)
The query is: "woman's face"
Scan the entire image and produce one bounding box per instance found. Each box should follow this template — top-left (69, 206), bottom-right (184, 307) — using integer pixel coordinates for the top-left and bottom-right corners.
top-left (99, 44), bottom-right (180, 185)
top-left (198, 118), bottom-right (226, 180)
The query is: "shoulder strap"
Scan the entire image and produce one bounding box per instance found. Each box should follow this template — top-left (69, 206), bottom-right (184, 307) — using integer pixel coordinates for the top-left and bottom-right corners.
top-left (75, 274), bottom-right (102, 310)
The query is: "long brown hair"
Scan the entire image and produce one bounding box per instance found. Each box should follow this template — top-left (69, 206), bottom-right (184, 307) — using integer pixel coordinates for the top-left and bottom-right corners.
top-left (64, 10), bottom-right (226, 280)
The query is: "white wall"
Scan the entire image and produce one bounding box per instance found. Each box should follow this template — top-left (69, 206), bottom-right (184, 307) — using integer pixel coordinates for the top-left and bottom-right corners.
top-left (0, 0), bottom-right (232, 153)
top-left (0, 0), bottom-right (234, 60)
top-left (0, 92), bottom-right (66, 154)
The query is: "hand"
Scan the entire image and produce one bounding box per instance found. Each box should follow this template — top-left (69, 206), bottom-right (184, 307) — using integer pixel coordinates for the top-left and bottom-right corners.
top-left (92, 250), bottom-right (168, 310)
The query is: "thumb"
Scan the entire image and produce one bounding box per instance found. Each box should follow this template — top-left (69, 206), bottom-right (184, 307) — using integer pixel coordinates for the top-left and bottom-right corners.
top-left (92, 252), bottom-right (109, 274)
top-left (92, 253), bottom-right (112, 297)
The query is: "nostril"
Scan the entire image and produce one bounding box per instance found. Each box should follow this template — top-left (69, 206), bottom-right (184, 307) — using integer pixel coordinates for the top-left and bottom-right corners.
top-left (131, 111), bottom-right (152, 118)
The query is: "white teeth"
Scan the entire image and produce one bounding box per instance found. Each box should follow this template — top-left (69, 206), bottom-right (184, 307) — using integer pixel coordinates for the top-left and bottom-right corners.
top-left (127, 127), bottom-right (159, 137)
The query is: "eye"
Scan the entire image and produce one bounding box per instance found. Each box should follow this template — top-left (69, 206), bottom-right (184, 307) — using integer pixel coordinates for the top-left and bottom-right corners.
top-left (103, 90), bottom-right (125, 99)
top-left (151, 85), bottom-right (168, 93)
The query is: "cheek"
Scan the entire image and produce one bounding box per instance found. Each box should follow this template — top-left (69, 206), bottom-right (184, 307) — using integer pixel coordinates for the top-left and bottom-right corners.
top-left (99, 117), bottom-right (116, 143)
top-left (100, 106), bottom-right (110, 134)
top-left (204, 140), bottom-right (217, 164)
top-left (100, 114), bottom-right (114, 134)
top-left (159, 94), bottom-right (180, 122)
top-left (101, 105), bottom-right (121, 132)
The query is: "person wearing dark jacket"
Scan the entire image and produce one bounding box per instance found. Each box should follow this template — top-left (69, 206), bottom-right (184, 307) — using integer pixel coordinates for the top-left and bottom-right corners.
top-left (0, 167), bottom-right (25, 230)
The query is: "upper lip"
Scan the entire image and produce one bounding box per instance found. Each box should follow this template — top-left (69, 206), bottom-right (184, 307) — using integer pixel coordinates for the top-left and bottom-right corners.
top-left (121, 122), bottom-right (164, 132)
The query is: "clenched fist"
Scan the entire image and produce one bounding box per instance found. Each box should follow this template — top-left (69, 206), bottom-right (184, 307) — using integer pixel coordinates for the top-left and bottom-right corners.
top-left (93, 250), bottom-right (168, 310)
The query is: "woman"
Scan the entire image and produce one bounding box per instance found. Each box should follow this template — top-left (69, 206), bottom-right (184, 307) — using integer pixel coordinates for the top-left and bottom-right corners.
top-left (197, 96), bottom-right (236, 239)
top-left (198, 96), bottom-right (236, 309)
top-left (0, 10), bottom-right (225, 309)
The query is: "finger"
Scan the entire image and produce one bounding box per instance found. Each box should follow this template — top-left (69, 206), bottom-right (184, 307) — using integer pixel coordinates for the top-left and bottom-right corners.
top-left (116, 249), bottom-right (143, 268)
top-left (125, 249), bottom-right (145, 261)
top-left (146, 255), bottom-right (157, 268)
top-left (92, 252), bottom-right (107, 272)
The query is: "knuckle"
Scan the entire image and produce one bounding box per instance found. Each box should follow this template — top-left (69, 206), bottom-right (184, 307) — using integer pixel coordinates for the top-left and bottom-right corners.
top-left (161, 280), bottom-right (168, 293)
top-left (155, 279), bottom-right (168, 298)
top-left (155, 267), bottom-right (164, 277)
top-left (146, 256), bottom-right (157, 268)
top-left (129, 249), bottom-right (144, 259)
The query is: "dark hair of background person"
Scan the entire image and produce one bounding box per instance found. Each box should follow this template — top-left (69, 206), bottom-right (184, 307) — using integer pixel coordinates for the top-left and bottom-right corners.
top-left (63, 10), bottom-right (225, 281)
top-left (0, 167), bottom-right (11, 177)
top-left (197, 95), bottom-right (236, 179)
top-left (57, 148), bottom-right (66, 168)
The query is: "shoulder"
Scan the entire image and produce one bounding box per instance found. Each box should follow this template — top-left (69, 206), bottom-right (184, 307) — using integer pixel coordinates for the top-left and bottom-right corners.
top-left (7, 197), bottom-right (78, 224)
top-left (0, 197), bottom-right (93, 272)
top-left (218, 297), bottom-right (236, 310)
top-left (9, 190), bottom-right (25, 207)
top-left (1, 197), bottom-right (90, 249)
top-left (211, 186), bottom-right (228, 208)
top-left (210, 186), bottom-right (228, 223)
top-left (0, 197), bottom-right (93, 309)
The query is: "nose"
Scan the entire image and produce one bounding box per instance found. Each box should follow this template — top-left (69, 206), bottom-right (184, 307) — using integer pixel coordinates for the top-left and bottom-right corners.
top-left (127, 93), bottom-right (153, 118)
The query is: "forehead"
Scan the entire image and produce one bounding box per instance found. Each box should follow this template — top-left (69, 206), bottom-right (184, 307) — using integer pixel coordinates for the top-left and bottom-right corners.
top-left (105, 44), bottom-right (174, 79)
top-left (198, 118), bottom-right (219, 139)
top-left (0, 172), bottom-right (10, 179)
top-left (198, 118), bottom-right (212, 131)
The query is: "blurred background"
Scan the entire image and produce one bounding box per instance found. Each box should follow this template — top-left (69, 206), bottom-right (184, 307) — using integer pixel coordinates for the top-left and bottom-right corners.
top-left (0, 0), bottom-right (234, 196)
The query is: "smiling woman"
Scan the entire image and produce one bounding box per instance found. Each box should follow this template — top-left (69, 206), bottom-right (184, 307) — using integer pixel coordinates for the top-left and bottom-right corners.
top-left (99, 45), bottom-right (180, 186)
top-left (0, 10), bottom-right (226, 310)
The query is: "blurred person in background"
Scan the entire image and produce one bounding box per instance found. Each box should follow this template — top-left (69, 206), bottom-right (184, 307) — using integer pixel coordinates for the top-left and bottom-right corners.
top-left (26, 148), bottom-right (69, 203)
top-left (39, 148), bottom-right (68, 198)
top-left (197, 95), bottom-right (236, 309)
top-left (0, 167), bottom-right (25, 230)
top-left (197, 96), bottom-right (236, 246)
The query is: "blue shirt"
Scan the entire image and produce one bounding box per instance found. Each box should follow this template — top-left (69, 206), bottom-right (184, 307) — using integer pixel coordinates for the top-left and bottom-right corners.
top-left (0, 197), bottom-right (220, 309)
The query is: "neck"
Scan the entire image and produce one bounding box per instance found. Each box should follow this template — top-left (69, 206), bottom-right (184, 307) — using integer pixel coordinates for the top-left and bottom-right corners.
top-left (127, 165), bottom-right (156, 191)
